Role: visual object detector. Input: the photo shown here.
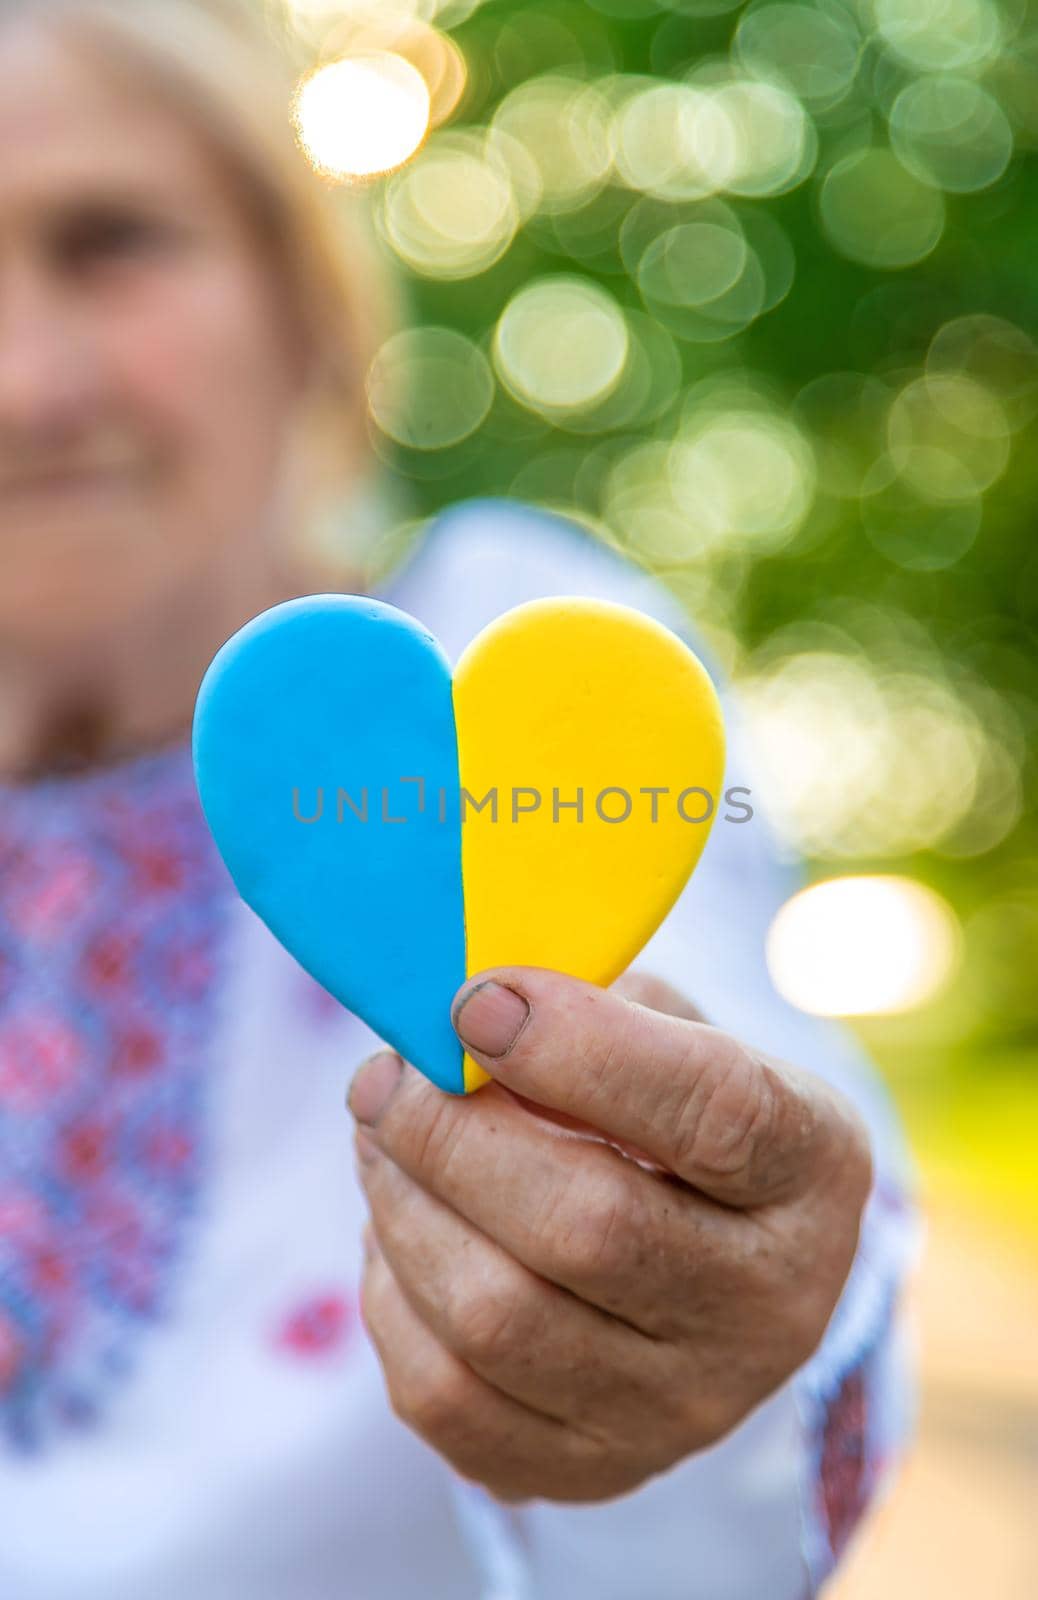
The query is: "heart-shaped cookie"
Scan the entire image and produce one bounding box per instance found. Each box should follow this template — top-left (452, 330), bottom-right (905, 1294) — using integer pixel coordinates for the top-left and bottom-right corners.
top-left (192, 594), bottom-right (725, 1094)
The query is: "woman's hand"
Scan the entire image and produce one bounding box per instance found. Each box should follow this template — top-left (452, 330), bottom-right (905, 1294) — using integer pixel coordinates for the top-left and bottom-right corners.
top-left (348, 967), bottom-right (872, 1504)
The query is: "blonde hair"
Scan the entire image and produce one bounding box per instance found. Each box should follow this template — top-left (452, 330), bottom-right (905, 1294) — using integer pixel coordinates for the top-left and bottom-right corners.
top-left (0, 0), bottom-right (391, 563)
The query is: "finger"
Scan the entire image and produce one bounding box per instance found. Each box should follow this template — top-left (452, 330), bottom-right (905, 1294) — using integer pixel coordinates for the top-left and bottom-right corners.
top-left (527, 968), bottom-right (703, 1161)
top-left (350, 1055), bottom-right (740, 1334)
top-left (356, 1129), bottom-right (680, 1443)
top-left (610, 968), bottom-right (705, 1023)
top-left (359, 1235), bottom-right (639, 1502)
top-left (449, 967), bottom-right (866, 1207)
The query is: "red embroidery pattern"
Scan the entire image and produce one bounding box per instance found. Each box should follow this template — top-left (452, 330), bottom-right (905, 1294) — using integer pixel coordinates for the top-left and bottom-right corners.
top-left (0, 744), bottom-right (231, 1450)
top-left (819, 1368), bottom-right (869, 1561)
top-left (275, 1293), bottom-right (355, 1358)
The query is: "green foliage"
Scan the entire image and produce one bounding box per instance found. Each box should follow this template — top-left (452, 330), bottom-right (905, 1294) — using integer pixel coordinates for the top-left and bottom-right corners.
top-left (289, 0), bottom-right (1038, 1061)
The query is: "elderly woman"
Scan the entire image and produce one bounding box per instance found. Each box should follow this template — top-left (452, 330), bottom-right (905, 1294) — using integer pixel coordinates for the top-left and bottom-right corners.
top-left (0, 2), bottom-right (917, 1596)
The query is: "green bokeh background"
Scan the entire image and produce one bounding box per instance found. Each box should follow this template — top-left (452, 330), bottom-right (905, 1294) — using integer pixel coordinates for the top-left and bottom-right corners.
top-left (283, 0), bottom-right (1038, 1240)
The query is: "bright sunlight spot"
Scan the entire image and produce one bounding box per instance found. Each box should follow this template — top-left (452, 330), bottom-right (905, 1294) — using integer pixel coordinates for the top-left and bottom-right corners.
top-left (766, 875), bottom-right (961, 1016)
top-left (293, 53), bottom-right (431, 181)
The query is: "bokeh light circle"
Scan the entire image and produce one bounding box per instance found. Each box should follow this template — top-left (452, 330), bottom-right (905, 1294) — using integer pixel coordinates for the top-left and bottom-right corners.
top-left (379, 131), bottom-right (519, 279)
top-left (669, 407), bottom-right (816, 551)
top-left (493, 277), bottom-right (630, 415)
top-left (613, 83), bottom-right (736, 198)
top-left (766, 876), bottom-right (960, 1015)
top-left (793, 371), bottom-right (890, 499)
top-left (927, 314), bottom-right (1038, 430)
top-left (873, 0), bottom-right (1004, 73)
top-left (740, 646), bottom-right (994, 857)
top-left (550, 308), bottom-right (684, 435)
top-left (889, 76), bottom-right (1014, 193)
top-left (734, 3), bottom-right (861, 111)
top-left (366, 327), bottom-right (495, 449)
top-left (738, 207), bottom-right (796, 312)
top-left (710, 78), bottom-right (817, 197)
top-left (887, 373), bottom-right (1011, 500)
top-left (819, 147), bottom-right (945, 268)
top-left (293, 53), bottom-right (431, 179)
top-left (604, 439), bottom-right (700, 563)
top-left (626, 200), bottom-right (776, 342)
top-left (860, 460), bottom-right (983, 569)
top-left (638, 221), bottom-right (748, 307)
top-left (492, 75), bottom-right (614, 215)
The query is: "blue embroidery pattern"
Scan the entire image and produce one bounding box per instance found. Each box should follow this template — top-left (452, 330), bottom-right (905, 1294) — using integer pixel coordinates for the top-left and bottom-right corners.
top-left (0, 743), bottom-right (232, 1451)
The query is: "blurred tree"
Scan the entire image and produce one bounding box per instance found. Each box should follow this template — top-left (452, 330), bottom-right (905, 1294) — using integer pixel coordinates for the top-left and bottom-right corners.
top-left (281, 0), bottom-right (1038, 1058)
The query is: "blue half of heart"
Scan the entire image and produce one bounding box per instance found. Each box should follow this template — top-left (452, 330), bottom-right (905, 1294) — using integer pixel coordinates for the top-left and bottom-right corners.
top-left (192, 595), bottom-right (468, 1093)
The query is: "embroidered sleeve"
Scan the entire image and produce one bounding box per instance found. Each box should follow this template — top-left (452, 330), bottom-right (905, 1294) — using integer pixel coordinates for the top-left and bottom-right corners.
top-left (795, 1176), bottom-right (921, 1593)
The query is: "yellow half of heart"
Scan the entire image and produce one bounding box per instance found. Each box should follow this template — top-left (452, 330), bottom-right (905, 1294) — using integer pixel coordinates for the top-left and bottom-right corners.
top-left (453, 597), bottom-right (726, 1091)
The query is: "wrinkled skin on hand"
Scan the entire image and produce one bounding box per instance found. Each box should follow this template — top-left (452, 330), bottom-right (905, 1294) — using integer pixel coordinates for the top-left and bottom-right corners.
top-left (348, 967), bottom-right (872, 1505)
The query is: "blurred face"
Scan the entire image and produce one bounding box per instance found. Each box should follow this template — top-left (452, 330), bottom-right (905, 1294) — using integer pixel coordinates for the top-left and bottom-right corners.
top-left (0, 19), bottom-right (307, 650)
